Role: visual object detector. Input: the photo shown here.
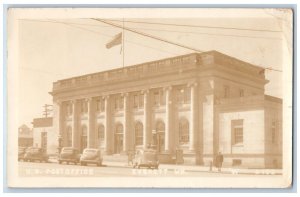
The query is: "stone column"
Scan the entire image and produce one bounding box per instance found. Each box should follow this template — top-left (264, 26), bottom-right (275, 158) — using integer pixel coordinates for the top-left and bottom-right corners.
top-left (189, 82), bottom-right (198, 151)
top-left (165, 86), bottom-right (172, 152)
top-left (53, 100), bottom-right (63, 152)
top-left (142, 90), bottom-right (150, 149)
top-left (123, 93), bottom-right (129, 152)
top-left (87, 98), bottom-right (95, 148)
top-left (104, 95), bottom-right (111, 154)
top-left (71, 100), bottom-right (78, 149)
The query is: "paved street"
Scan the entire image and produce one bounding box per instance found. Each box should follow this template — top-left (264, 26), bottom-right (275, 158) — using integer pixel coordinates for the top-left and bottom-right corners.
top-left (18, 161), bottom-right (282, 177)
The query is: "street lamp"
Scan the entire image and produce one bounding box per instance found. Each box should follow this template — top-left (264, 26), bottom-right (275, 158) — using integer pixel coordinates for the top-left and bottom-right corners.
top-left (58, 134), bottom-right (62, 153)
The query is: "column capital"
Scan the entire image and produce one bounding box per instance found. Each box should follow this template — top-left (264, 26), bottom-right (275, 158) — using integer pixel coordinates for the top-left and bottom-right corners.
top-left (70, 100), bottom-right (77, 104)
top-left (163, 86), bottom-right (172, 91)
top-left (141, 89), bottom-right (149, 95)
top-left (102, 95), bottom-right (110, 100)
top-left (121, 92), bottom-right (129, 97)
top-left (85, 98), bottom-right (92, 103)
top-left (187, 82), bottom-right (198, 88)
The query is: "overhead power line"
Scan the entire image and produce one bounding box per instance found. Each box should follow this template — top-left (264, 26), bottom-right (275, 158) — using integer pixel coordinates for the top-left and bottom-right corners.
top-left (102, 19), bottom-right (282, 33)
top-left (20, 19), bottom-right (282, 73)
top-left (20, 19), bottom-right (282, 40)
top-left (48, 19), bottom-right (181, 56)
top-left (91, 18), bottom-right (204, 53)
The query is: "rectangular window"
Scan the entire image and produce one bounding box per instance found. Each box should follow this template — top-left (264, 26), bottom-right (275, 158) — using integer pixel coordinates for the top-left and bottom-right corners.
top-left (272, 121), bottom-right (276, 143)
top-left (224, 86), bottom-right (230, 98)
top-left (159, 89), bottom-right (166, 105)
top-left (81, 101), bottom-right (85, 113)
top-left (114, 98), bottom-right (118, 110)
top-left (114, 96), bottom-right (124, 110)
top-left (139, 94), bottom-right (144, 108)
top-left (177, 88), bottom-right (184, 104)
top-left (96, 99), bottom-right (100, 111)
top-left (239, 89), bottom-right (244, 97)
top-left (154, 91), bottom-right (159, 106)
top-left (66, 103), bottom-right (72, 115)
top-left (119, 97), bottom-right (124, 109)
top-left (184, 87), bottom-right (191, 103)
top-left (232, 119), bottom-right (243, 145)
top-left (96, 99), bottom-right (105, 112)
top-left (176, 86), bottom-right (190, 104)
top-left (133, 94), bottom-right (138, 108)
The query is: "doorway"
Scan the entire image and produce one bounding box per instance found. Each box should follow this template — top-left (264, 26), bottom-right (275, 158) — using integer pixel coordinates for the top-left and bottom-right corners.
top-left (114, 123), bottom-right (123, 154)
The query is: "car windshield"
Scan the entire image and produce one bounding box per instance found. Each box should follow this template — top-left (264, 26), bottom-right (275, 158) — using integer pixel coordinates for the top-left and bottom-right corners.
top-left (62, 148), bottom-right (74, 153)
top-left (143, 152), bottom-right (157, 160)
top-left (83, 149), bottom-right (97, 153)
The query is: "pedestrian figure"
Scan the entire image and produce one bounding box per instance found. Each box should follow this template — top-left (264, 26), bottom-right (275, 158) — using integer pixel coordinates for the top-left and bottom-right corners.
top-left (128, 150), bottom-right (134, 166)
top-left (215, 152), bottom-right (224, 172)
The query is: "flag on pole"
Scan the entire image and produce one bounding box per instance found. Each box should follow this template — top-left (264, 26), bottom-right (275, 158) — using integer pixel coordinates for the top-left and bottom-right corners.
top-left (106, 32), bottom-right (122, 49)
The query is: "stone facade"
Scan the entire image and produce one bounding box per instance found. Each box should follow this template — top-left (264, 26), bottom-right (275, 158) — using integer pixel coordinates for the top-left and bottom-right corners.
top-left (50, 51), bottom-right (282, 168)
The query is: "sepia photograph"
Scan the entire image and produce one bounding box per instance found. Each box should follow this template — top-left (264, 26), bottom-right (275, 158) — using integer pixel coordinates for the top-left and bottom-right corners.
top-left (6, 7), bottom-right (293, 188)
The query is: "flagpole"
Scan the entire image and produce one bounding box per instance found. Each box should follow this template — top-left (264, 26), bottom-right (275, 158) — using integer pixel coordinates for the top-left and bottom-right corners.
top-left (122, 18), bottom-right (125, 68)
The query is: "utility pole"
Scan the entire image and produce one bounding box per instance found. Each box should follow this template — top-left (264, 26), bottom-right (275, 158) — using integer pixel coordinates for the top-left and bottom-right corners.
top-left (42, 104), bottom-right (53, 118)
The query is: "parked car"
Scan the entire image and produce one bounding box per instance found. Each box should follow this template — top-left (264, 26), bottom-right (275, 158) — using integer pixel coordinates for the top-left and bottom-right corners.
top-left (58, 147), bottom-right (81, 165)
top-left (18, 146), bottom-right (27, 161)
top-left (24, 147), bottom-right (49, 162)
top-left (80, 148), bottom-right (102, 166)
top-left (132, 149), bottom-right (159, 169)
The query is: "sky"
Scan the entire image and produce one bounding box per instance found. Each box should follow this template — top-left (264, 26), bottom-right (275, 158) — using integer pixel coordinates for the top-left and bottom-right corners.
top-left (15, 8), bottom-right (291, 127)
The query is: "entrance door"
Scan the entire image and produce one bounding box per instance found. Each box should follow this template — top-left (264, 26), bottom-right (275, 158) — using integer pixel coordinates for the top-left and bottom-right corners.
top-left (156, 121), bottom-right (165, 153)
top-left (80, 126), bottom-right (87, 153)
top-left (114, 134), bottom-right (123, 154)
top-left (158, 132), bottom-right (165, 152)
top-left (81, 136), bottom-right (87, 152)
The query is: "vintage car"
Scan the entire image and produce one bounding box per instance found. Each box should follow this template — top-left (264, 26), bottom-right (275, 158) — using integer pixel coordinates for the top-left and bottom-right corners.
top-left (58, 147), bottom-right (81, 165)
top-left (80, 148), bottom-right (102, 166)
top-left (132, 149), bottom-right (159, 169)
top-left (24, 147), bottom-right (49, 162)
top-left (18, 146), bottom-right (27, 161)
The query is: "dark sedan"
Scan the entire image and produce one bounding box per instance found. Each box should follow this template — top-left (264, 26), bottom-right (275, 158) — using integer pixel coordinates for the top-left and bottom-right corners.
top-left (58, 147), bottom-right (81, 165)
top-left (24, 147), bottom-right (49, 163)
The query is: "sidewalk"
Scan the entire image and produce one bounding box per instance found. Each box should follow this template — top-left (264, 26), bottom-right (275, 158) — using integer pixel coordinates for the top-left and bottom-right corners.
top-left (102, 161), bottom-right (283, 175)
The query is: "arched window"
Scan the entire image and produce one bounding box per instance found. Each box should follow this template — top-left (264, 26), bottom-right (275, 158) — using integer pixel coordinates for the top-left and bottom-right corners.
top-left (82, 126), bottom-right (87, 136)
top-left (115, 124), bottom-right (123, 134)
top-left (81, 125), bottom-right (87, 152)
top-left (156, 121), bottom-right (165, 132)
top-left (155, 120), bottom-right (165, 152)
top-left (97, 124), bottom-right (105, 147)
top-left (66, 127), bottom-right (72, 146)
top-left (179, 119), bottom-right (189, 144)
top-left (135, 122), bottom-right (143, 146)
